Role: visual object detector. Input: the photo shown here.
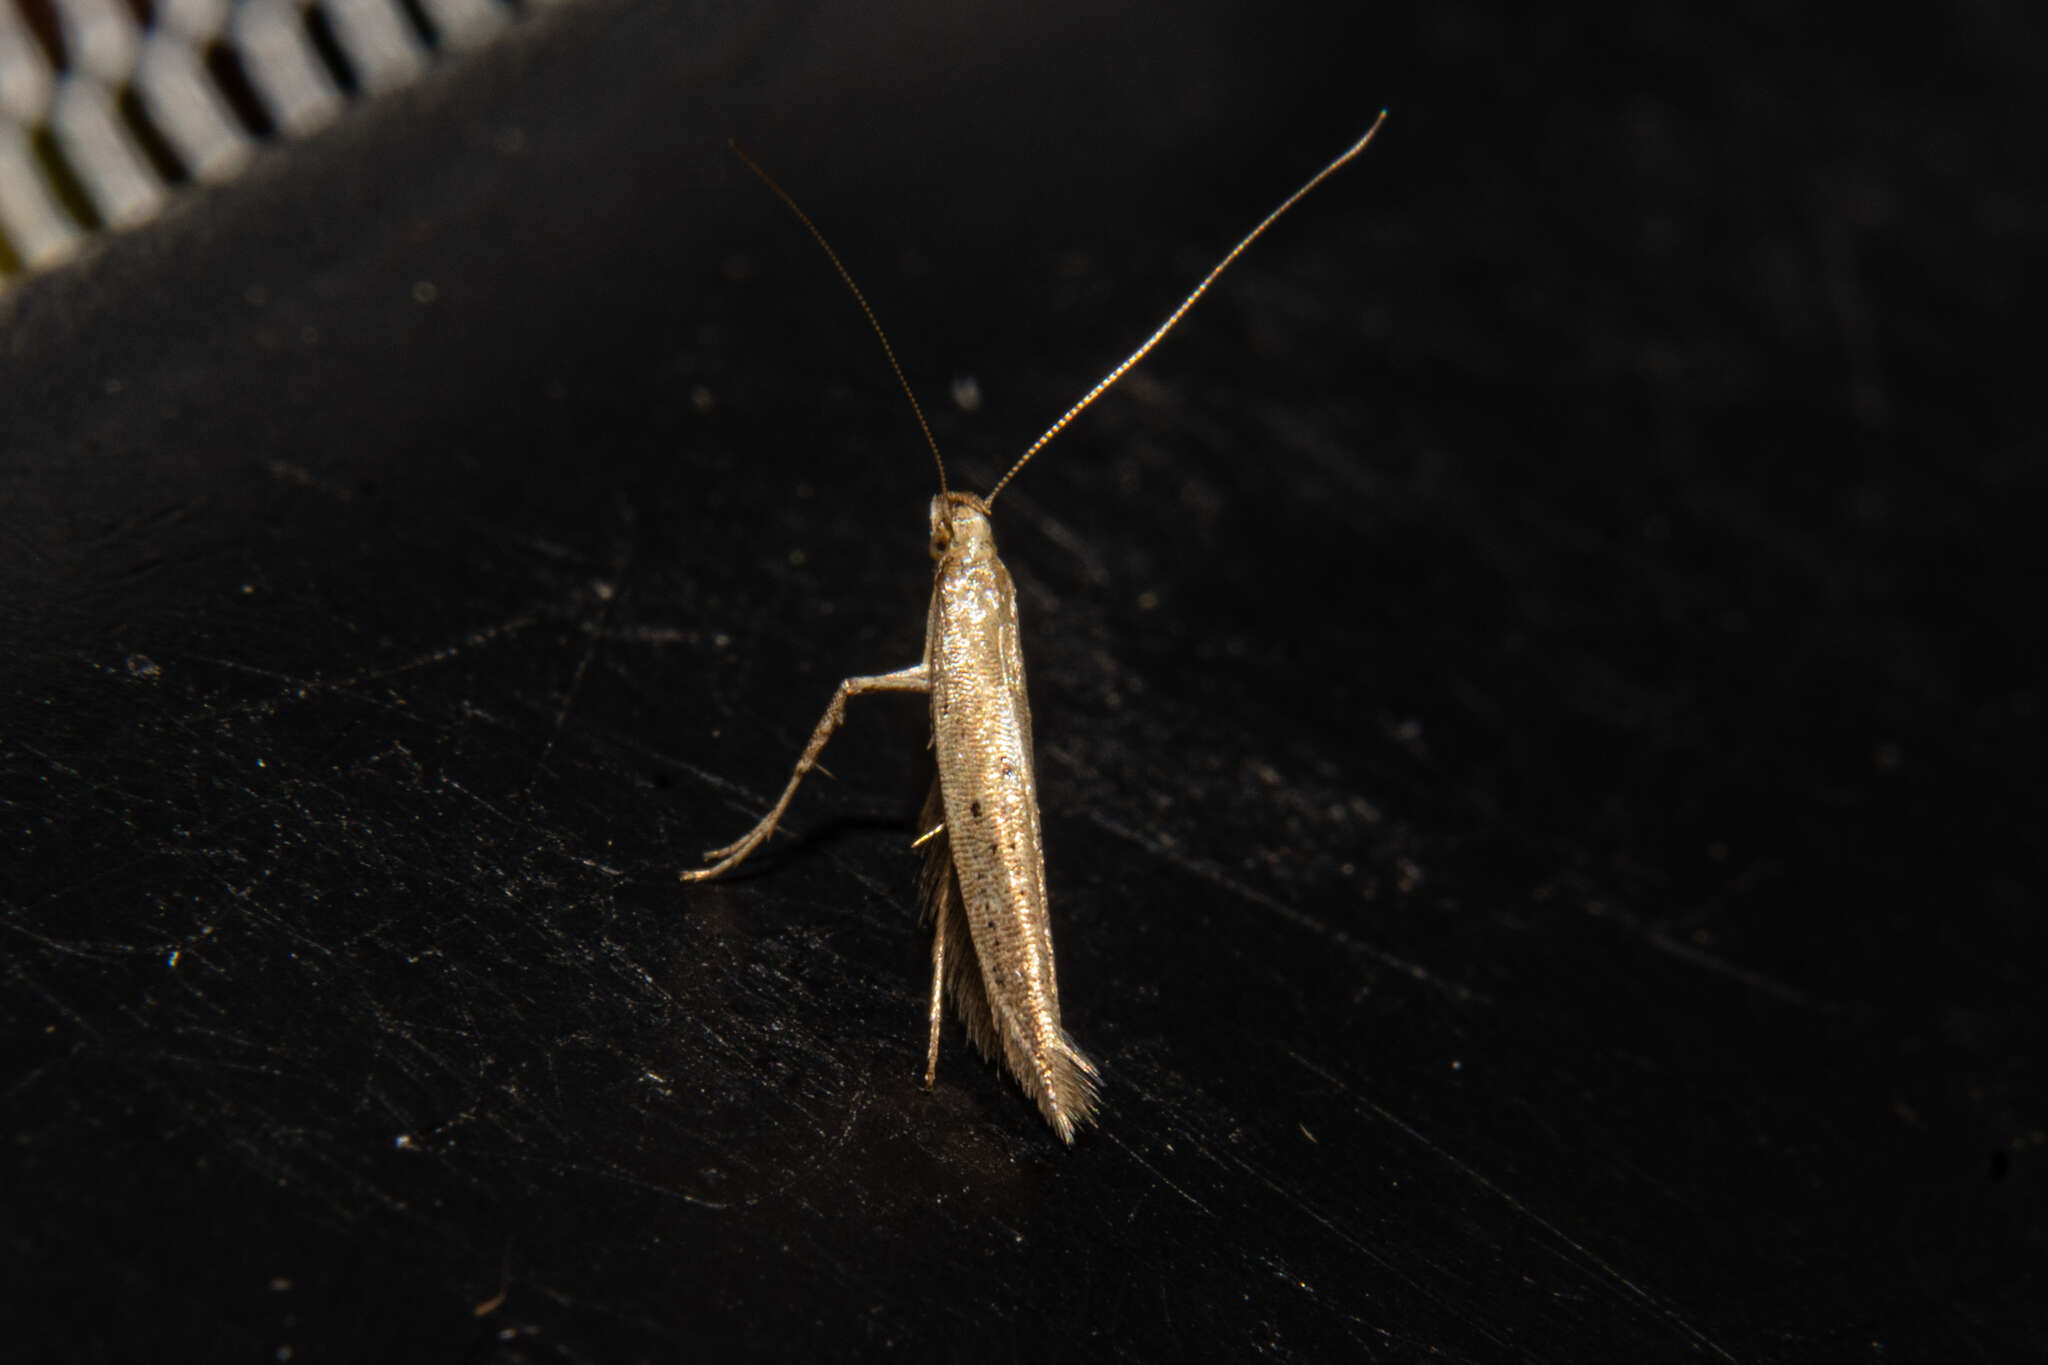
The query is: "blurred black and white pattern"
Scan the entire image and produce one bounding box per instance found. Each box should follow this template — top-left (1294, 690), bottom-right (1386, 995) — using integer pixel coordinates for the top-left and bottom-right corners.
top-left (0, 0), bottom-right (547, 283)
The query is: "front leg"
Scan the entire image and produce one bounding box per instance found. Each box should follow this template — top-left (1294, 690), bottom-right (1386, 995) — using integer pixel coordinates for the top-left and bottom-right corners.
top-left (680, 663), bottom-right (929, 882)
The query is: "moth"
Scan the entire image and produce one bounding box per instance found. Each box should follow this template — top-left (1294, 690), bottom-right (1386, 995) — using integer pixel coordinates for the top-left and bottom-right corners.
top-left (682, 115), bottom-right (1387, 1142)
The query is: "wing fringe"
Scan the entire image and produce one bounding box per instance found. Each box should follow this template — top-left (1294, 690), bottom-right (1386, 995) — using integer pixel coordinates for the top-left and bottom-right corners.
top-left (918, 775), bottom-right (1100, 1141)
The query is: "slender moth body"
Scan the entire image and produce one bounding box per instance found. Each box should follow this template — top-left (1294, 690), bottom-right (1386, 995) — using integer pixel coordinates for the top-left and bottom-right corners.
top-left (681, 114), bottom-right (1388, 1142)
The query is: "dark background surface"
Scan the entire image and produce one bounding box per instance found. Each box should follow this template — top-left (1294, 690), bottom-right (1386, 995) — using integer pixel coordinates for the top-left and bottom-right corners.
top-left (3, 0), bottom-right (2042, 1359)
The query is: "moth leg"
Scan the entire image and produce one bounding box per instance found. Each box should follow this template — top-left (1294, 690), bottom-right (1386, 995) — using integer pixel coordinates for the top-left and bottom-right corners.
top-left (924, 887), bottom-right (949, 1089)
top-left (681, 663), bottom-right (929, 881)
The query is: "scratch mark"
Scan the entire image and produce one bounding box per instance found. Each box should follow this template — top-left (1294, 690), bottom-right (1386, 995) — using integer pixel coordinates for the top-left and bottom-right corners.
top-left (441, 777), bottom-right (523, 829)
top-left (1632, 922), bottom-right (1811, 1008)
top-left (1103, 1130), bottom-right (1214, 1218)
top-left (5, 969), bottom-right (103, 1040)
top-left (527, 539), bottom-right (633, 797)
top-left (179, 597), bottom-right (548, 723)
top-left (583, 718), bottom-right (763, 803)
top-left (610, 625), bottom-right (698, 644)
top-left (14, 740), bottom-right (84, 778)
top-left (1112, 1069), bottom-right (1505, 1352)
top-left (1227, 1139), bottom-right (1513, 1353)
top-left (734, 1085), bottom-right (876, 1210)
top-left (1256, 402), bottom-right (1387, 502)
top-left (334, 614), bottom-right (543, 691)
top-left (1086, 810), bottom-right (1489, 1005)
top-left (1288, 1050), bottom-right (1741, 1363)
top-left (497, 1149), bottom-right (729, 1210)
top-left (993, 484), bottom-right (1110, 586)
top-left (175, 654), bottom-right (322, 698)
top-left (831, 853), bottom-right (901, 908)
top-left (1580, 897), bottom-right (1815, 1009)
top-left (826, 1082), bottom-right (867, 1158)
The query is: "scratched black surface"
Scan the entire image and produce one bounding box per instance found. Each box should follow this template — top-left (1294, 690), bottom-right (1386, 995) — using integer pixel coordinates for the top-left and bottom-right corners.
top-left (3, 0), bottom-right (2041, 1359)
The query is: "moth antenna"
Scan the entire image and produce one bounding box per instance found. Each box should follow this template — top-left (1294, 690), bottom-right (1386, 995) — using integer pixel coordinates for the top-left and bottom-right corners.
top-left (983, 110), bottom-right (1389, 506)
top-left (729, 140), bottom-right (950, 496)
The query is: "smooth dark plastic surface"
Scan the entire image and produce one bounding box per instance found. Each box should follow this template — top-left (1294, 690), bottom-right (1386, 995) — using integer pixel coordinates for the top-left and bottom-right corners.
top-left (4, 1), bottom-right (2041, 1359)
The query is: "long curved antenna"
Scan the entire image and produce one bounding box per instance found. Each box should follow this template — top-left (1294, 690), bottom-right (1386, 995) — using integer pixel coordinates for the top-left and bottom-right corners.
top-left (984, 111), bottom-right (1389, 506)
top-left (729, 140), bottom-right (949, 495)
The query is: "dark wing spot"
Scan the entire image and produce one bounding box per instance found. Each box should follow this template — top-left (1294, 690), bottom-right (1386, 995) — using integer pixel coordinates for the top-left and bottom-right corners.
top-left (969, 800), bottom-right (982, 818)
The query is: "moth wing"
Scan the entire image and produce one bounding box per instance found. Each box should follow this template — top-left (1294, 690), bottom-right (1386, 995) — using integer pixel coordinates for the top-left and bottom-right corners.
top-left (921, 770), bottom-right (1100, 1136)
top-left (917, 773), bottom-right (997, 1063)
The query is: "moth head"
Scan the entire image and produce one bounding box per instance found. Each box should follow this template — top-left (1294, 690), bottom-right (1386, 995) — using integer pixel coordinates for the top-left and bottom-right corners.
top-left (929, 491), bottom-right (994, 562)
